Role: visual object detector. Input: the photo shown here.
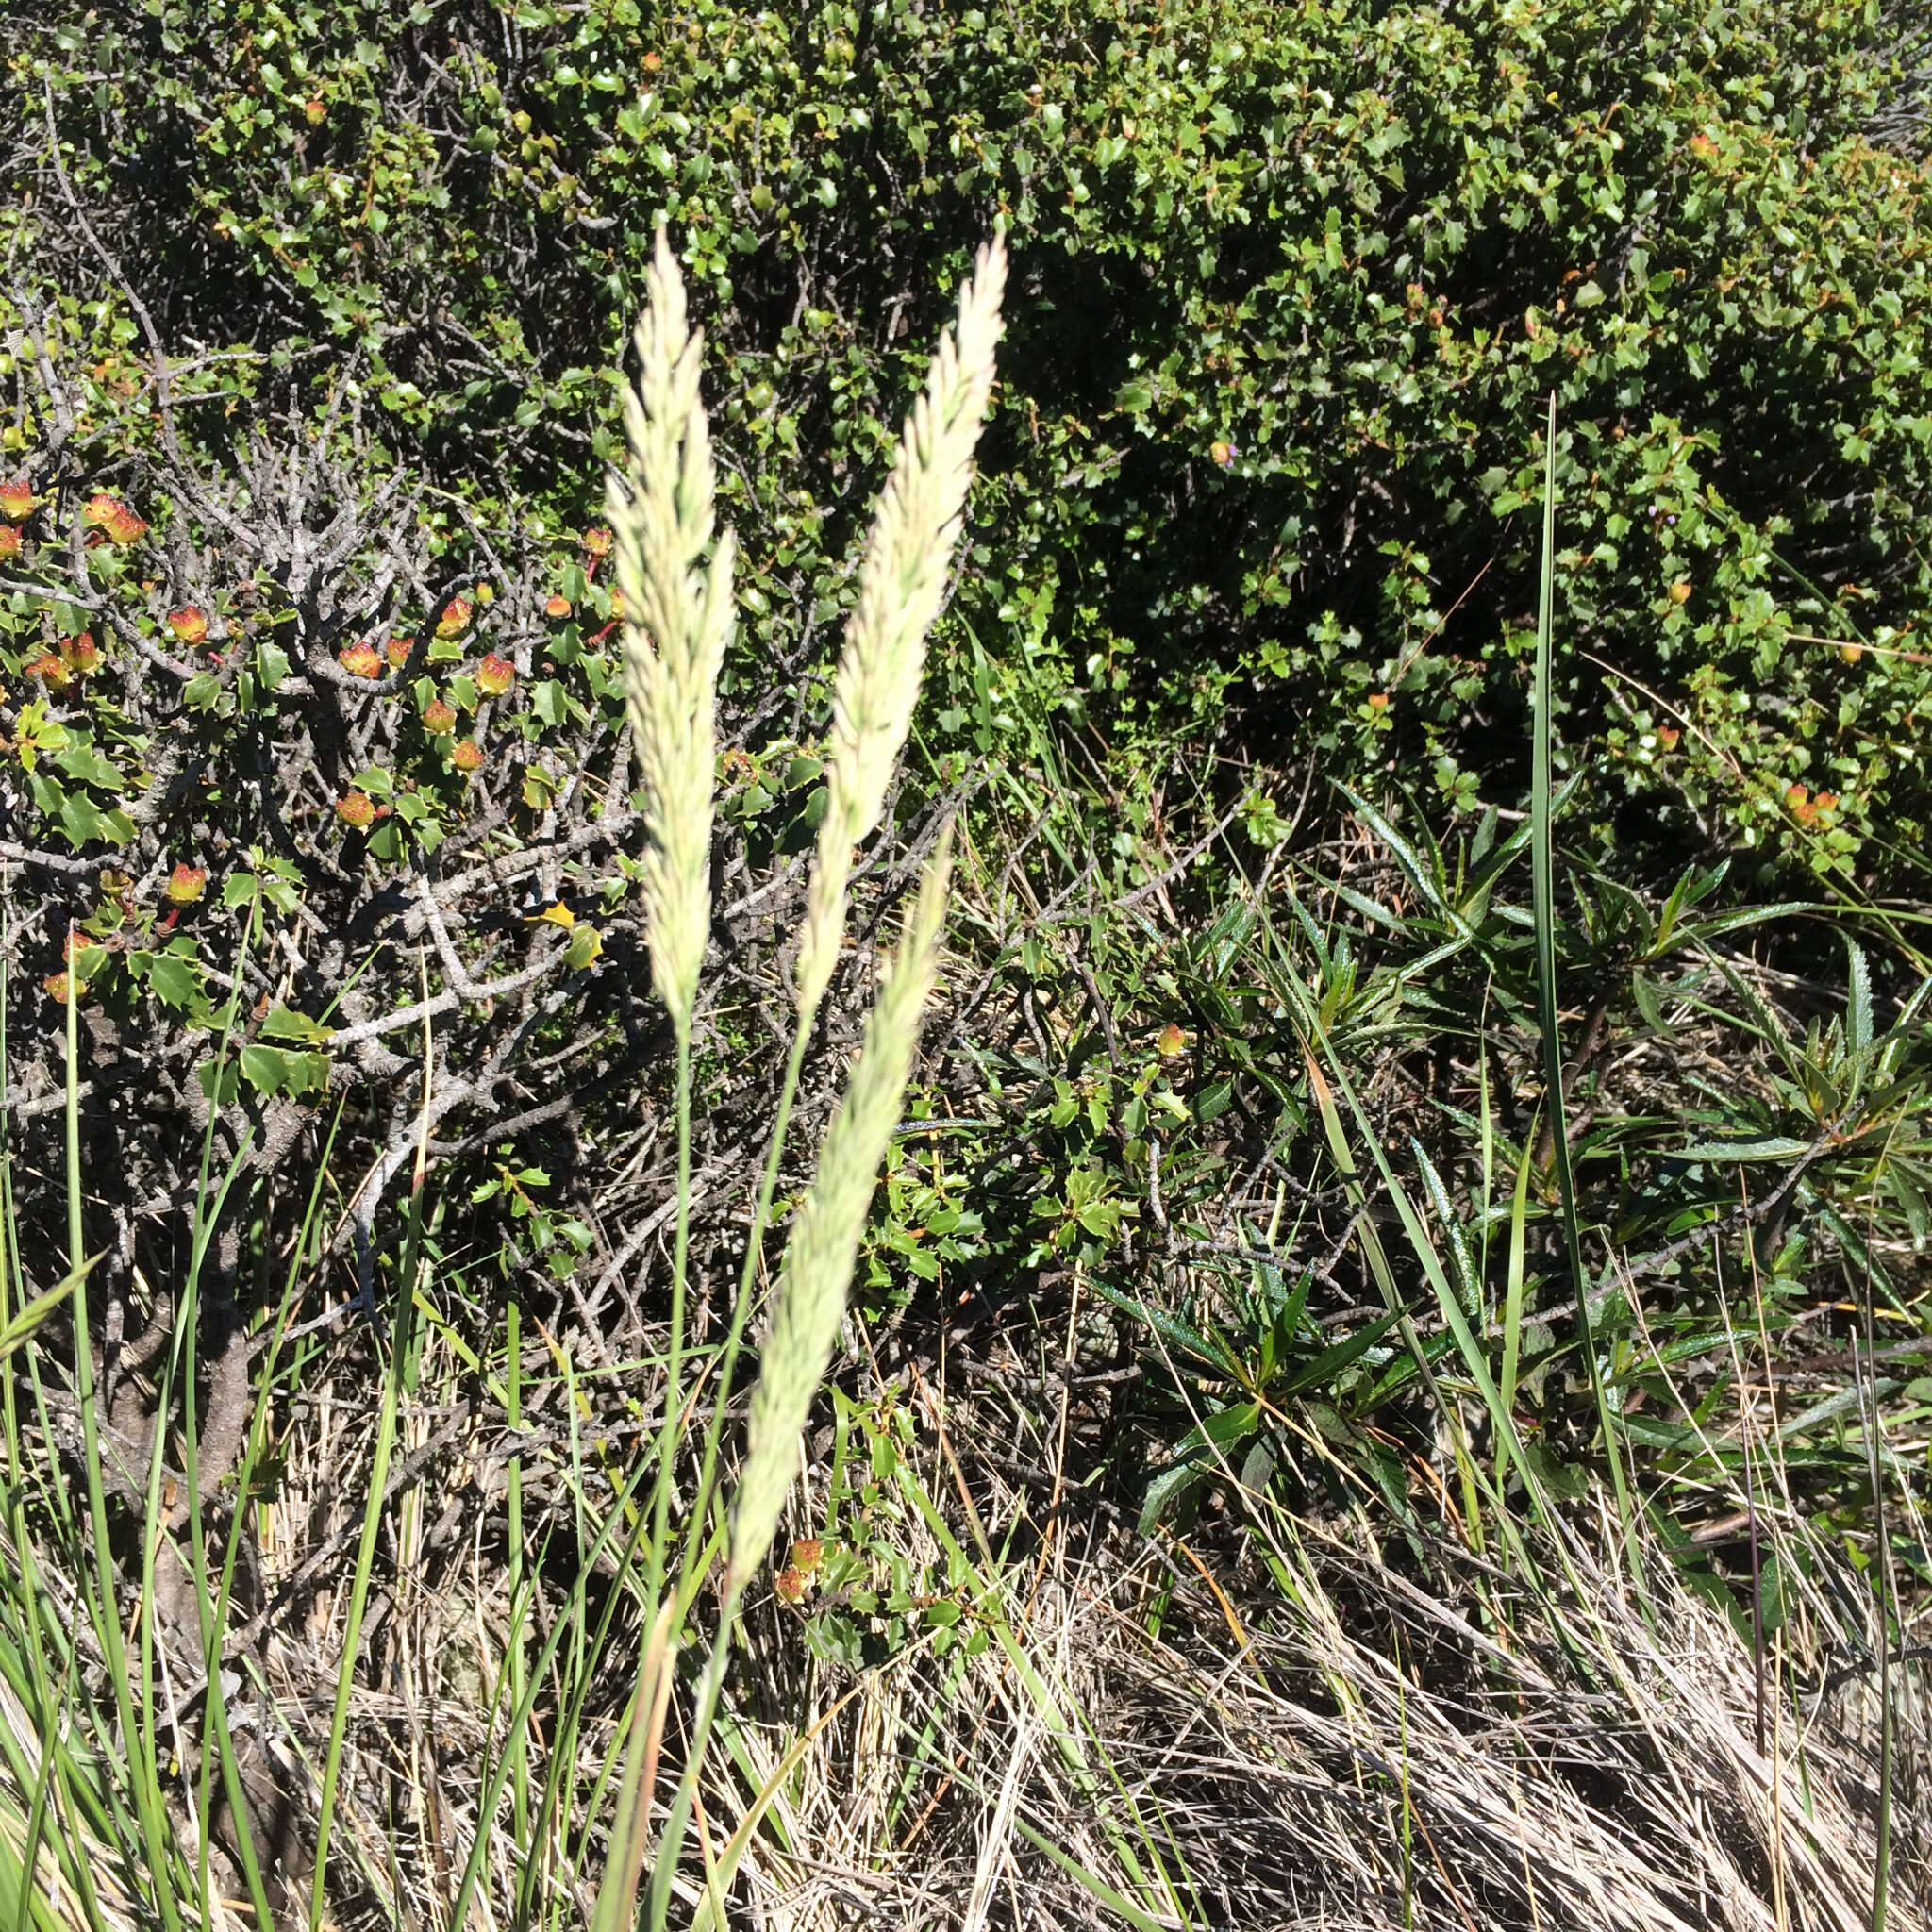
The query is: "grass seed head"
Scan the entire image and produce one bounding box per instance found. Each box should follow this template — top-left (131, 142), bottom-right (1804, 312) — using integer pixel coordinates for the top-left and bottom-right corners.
top-left (794, 236), bottom-right (1005, 1020)
top-left (731, 829), bottom-right (954, 1589)
top-left (607, 225), bottom-right (736, 1037)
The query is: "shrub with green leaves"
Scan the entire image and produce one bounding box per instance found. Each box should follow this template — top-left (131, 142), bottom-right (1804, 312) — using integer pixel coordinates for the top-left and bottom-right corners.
top-left (10, 0), bottom-right (1930, 891)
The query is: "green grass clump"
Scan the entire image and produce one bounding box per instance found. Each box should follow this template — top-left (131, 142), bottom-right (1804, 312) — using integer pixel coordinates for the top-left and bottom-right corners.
top-left (598, 229), bottom-right (1006, 1929)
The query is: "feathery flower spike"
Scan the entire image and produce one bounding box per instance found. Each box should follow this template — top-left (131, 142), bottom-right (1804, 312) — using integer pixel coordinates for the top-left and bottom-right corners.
top-left (607, 226), bottom-right (736, 1038)
top-left (793, 236), bottom-right (1005, 1020)
top-left (731, 830), bottom-right (954, 1589)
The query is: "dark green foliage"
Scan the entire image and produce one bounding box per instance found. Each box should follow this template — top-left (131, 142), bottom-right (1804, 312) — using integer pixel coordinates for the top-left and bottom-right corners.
top-left (11, 0), bottom-right (1931, 878)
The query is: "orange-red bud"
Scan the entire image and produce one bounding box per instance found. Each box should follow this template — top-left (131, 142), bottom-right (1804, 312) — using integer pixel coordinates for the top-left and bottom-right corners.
top-left (166, 863), bottom-right (208, 905)
top-left (166, 606), bottom-right (208, 644)
top-left (82, 493), bottom-right (148, 544)
top-left (476, 653), bottom-right (515, 696)
top-left (339, 641), bottom-right (383, 680)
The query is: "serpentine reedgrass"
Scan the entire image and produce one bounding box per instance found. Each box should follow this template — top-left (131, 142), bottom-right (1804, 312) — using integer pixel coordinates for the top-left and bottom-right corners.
top-left (607, 235), bottom-right (1003, 1932)
top-left (730, 828), bottom-right (953, 1591)
top-left (608, 224), bottom-right (736, 1041)
top-left (669, 229), bottom-right (1008, 1603)
top-left (606, 224), bottom-right (735, 1609)
top-left (792, 233), bottom-right (1006, 1022)
top-left (626, 836), bottom-right (955, 1932)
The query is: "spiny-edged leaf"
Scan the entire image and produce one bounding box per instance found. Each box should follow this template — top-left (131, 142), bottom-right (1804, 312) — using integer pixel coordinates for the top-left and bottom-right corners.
top-left (52, 739), bottom-right (123, 789)
top-left (144, 950), bottom-right (207, 1013)
top-left (197, 1058), bottom-right (242, 1105)
top-left (565, 923), bottom-right (604, 970)
top-left (1619, 1413), bottom-right (1707, 1452)
top-left (238, 1043), bottom-right (331, 1098)
top-left (1268, 1267), bottom-right (1312, 1359)
top-left (1319, 876), bottom-right (1406, 933)
top-left (1284, 891), bottom-right (1336, 970)
top-left (262, 1004), bottom-right (335, 1045)
top-left (31, 771), bottom-right (132, 850)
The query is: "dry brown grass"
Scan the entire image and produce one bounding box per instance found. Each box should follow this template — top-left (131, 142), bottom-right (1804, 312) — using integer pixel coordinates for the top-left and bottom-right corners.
top-left (48, 1297), bottom-right (1901, 1932)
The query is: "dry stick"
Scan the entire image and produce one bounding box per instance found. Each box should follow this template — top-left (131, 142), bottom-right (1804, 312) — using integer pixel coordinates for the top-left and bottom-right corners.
top-left (1738, 1165), bottom-right (1808, 1797)
top-left (1714, 1248), bottom-right (1768, 1758)
top-left (1770, 1626), bottom-right (1790, 1932)
top-left (1855, 1312), bottom-right (1894, 1932)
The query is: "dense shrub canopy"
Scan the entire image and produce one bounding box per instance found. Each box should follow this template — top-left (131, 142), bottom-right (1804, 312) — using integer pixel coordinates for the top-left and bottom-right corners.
top-left (0, 0), bottom-right (1927, 1420)
top-left (11, 0), bottom-right (1932, 865)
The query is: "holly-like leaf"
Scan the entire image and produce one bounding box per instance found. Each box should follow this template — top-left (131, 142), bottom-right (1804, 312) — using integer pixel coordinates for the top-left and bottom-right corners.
top-left (262, 1005), bottom-right (334, 1045)
top-left (238, 1043), bottom-right (331, 1098)
top-left (132, 949), bottom-right (208, 1014)
top-left (53, 740), bottom-right (123, 789)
